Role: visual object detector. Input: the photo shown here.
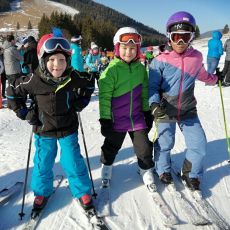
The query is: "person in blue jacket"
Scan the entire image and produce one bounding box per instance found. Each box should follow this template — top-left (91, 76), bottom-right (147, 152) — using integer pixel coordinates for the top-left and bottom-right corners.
top-left (70, 35), bottom-right (84, 72)
top-left (207, 31), bottom-right (223, 74)
top-left (86, 42), bottom-right (101, 85)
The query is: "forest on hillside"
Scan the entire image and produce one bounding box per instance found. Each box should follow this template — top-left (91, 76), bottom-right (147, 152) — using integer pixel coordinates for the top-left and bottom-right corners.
top-left (48, 0), bottom-right (167, 46)
top-left (0, 0), bottom-right (12, 12)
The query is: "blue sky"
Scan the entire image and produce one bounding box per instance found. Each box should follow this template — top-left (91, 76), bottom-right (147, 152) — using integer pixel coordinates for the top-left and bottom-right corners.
top-left (93, 0), bottom-right (230, 34)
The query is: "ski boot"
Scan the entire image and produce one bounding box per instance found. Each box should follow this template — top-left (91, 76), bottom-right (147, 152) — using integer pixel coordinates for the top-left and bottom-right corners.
top-left (31, 196), bottom-right (49, 219)
top-left (159, 172), bottom-right (173, 184)
top-left (101, 164), bottom-right (112, 188)
top-left (79, 194), bottom-right (94, 211)
top-left (181, 158), bottom-right (200, 191)
top-left (182, 175), bottom-right (200, 191)
top-left (140, 168), bottom-right (156, 193)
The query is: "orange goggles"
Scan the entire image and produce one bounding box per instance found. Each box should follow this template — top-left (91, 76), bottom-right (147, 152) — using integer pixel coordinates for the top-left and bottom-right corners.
top-left (119, 33), bottom-right (142, 44)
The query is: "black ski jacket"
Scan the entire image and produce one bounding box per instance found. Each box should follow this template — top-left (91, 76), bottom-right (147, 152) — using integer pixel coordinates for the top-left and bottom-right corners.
top-left (7, 68), bottom-right (95, 138)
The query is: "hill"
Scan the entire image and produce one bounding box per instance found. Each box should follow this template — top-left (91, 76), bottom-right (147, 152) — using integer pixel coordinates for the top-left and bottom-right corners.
top-left (50, 0), bottom-right (166, 44)
top-left (200, 29), bottom-right (223, 39)
top-left (0, 0), bottom-right (79, 32)
top-left (0, 0), bottom-right (166, 46)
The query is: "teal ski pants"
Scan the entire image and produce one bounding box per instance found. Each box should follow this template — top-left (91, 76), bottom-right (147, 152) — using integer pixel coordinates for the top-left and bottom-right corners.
top-left (31, 132), bottom-right (92, 198)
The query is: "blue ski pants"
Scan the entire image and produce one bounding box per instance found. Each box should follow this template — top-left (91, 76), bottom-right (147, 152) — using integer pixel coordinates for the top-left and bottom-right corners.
top-left (207, 57), bottom-right (220, 74)
top-left (31, 132), bottom-right (92, 198)
top-left (154, 116), bottom-right (207, 178)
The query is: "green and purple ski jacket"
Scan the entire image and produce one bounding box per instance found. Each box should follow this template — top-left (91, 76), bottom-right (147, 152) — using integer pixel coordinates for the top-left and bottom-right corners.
top-left (99, 57), bottom-right (149, 132)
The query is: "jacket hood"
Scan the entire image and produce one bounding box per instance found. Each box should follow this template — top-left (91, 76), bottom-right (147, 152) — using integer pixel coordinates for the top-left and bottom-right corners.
top-left (2, 41), bottom-right (13, 49)
top-left (212, 31), bottom-right (222, 40)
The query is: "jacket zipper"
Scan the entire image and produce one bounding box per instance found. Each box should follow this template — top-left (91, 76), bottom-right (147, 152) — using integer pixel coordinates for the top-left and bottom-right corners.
top-left (129, 64), bottom-right (134, 130)
top-left (177, 57), bottom-right (184, 122)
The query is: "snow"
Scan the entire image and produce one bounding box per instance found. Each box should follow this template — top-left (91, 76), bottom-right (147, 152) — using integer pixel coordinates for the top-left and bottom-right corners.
top-left (45, 0), bottom-right (79, 16)
top-left (1, 35), bottom-right (230, 230)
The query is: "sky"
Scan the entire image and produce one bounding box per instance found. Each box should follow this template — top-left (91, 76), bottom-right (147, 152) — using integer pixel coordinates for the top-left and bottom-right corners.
top-left (93, 0), bottom-right (230, 34)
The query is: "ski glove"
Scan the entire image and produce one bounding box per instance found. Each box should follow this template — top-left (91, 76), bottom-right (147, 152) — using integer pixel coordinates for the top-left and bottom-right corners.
top-left (76, 87), bottom-right (95, 97)
top-left (26, 109), bottom-right (42, 126)
top-left (143, 110), bottom-right (153, 133)
top-left (99, 118), bottom-right (113, 137)
top-left (150, 102), bottom-right (166, 120)
top-left (16, 107), bottom-right (28, 120)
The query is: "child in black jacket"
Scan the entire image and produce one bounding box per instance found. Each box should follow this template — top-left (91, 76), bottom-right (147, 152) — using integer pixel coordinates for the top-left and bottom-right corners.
top-left (7, 29), bottom-right (95, 213)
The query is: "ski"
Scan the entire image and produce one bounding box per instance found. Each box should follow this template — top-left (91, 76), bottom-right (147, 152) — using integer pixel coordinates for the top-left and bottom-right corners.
top-left (23, 175), bottom-right (63, 230)
top-left (0, 182), bottom-right (23, 206)
top-left (149, 173), bottom-right (179, 227)
top-left (75, 200), bottom-right (110, 230)
top-left (165, 183), bottom-right (209, 226)
top-left (171, 166), bottom-right (230, 230)
top-left (86, 208), bottom-right (110, 230)
top-left (96, 179), bottom-right (110, 217)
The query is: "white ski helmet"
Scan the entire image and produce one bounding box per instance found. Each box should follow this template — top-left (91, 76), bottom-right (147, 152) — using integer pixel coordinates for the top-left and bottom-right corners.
top-left (113, 27), bottom-right (142, 45)
top-left (113, 27), bottom-right (142, 58)
top-left (71, 35), bottom-right (82, 43)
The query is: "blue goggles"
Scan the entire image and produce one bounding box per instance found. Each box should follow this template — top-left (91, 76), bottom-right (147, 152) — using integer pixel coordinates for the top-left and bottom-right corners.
top-left (44, 37), bottom-right (71, 53)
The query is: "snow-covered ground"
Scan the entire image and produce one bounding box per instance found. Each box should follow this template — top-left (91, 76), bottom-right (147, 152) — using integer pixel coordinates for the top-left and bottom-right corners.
top-left (1, 35), bottom-right (230, 230)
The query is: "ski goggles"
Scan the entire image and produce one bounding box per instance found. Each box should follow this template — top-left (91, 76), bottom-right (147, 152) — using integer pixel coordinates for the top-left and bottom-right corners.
top-left (119, 33), bottom-right (142, 44)
top-left (43, 37), bottom-right (71, 53)
top-left (168, 31), bottom-right (194, 44)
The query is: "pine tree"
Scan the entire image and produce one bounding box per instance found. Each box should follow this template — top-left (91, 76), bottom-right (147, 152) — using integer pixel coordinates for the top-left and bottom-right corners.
top-left (28, 20), bottom-right (33, 30)
top-left (223, 24), bottom-right (229, 34)
top-left (16, 22), bottom-right (20, 30)
top-left (195, 25), bottom-right (200, 39)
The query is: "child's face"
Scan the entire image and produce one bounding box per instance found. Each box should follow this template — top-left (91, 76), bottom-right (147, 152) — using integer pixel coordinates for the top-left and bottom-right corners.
top-left (119, 42), bottom-right (137, 63)
top-left (171, 41), bottom-right (189, 54)
top-left (46, 53), bottom-right (67, 78)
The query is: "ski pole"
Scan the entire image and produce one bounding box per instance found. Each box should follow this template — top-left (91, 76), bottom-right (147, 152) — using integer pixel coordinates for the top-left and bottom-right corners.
top-left (19, 128), bottom-right (33, 220)
top-left (218, 80), bottom-right (230, 162)
top-left (77, 112), bottom-right (97, 198)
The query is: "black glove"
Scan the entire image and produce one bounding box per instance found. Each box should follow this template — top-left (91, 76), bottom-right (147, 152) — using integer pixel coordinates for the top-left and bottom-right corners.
top-left (215, 68), bottom-right (224, 82)
top-left (76, 87), bottom-right (95, 97)
top-left (26, 109), bottom-right (42, 126)
top-left (74, 97), bottom-right (90, 112)
top-left (150, 102), bottom-right (166, 120)
top-left (143, 110), bottom-right (153, 133)
top-left (73, 70), bottom-right (95, 88)
top-left (99, 118), bottom-right (113, 137)
top-left (16, 107), bottom-right (28, 120)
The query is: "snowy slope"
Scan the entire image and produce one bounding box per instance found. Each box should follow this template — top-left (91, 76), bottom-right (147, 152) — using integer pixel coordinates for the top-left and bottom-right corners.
top-left (1, 36), bottom-right (230, 230)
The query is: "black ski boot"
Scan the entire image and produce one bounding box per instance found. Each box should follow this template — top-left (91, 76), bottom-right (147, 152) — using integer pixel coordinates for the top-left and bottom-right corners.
top-left (159, 172), bottom-right (173, 184)
top-left (79, 194), bottom-right (94, 211)
top-left (181, 158), bottom-right (200, 190)
top-left (182, 175), bottom-right (200, 191)
top-left (31, 196), bottom-right (49, 219)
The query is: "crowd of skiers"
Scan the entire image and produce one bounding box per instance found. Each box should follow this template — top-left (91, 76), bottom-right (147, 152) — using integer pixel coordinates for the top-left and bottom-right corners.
top-left (0, 10), bottom-right (229, 215)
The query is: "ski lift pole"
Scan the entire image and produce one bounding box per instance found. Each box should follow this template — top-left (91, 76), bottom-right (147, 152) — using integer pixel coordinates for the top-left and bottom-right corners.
top-left (218, 80), bottom-right (230, 162)
top-left (77, 112), bottom-right (97, 198)
top-left (19, 128), bottom-right (33, 220)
